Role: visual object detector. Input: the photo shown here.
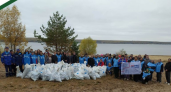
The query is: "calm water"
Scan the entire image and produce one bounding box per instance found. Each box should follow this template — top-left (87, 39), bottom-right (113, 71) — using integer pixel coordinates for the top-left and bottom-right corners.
top-left (1, 42), bottom-right (171, 55)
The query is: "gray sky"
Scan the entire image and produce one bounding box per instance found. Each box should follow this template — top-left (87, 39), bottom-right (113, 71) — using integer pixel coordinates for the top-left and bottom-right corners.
top-left (10, 0), bottom-right (171, 42)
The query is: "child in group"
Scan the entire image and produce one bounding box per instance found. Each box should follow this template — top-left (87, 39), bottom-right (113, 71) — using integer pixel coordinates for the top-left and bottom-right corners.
top-left (142, 68), bottom-right (151, 84)
top-left (98, 59), bottom-right (104, 66)
top-left (106, 63), bottom-right (113, 76)
top-left (156, 59), bottom-right (163, 83)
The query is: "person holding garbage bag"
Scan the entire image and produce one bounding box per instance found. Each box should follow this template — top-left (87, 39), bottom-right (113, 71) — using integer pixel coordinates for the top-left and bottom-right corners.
top-left (38, 51), bottom-right (45, 65)
top-left (142, 68), bottom-right (151, 84)
top-left (15, 49), bottom-right (23, 72)
top-left (22, 49), bottom-right (31, 65)
top-left (1, 47), bottom-right (12, 77)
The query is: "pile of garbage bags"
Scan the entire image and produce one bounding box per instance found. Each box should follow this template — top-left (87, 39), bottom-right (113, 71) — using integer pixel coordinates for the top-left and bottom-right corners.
top-left (16, 61), bottom-right (107, 82)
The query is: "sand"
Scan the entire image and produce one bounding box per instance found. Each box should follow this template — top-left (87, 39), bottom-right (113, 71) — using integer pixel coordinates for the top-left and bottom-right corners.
top-left (0, 55), bottom-right (171, 92)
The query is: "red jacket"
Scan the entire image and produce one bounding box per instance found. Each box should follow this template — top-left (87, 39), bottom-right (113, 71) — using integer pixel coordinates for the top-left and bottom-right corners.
top-left (98, 62), bottom-right (104, 66)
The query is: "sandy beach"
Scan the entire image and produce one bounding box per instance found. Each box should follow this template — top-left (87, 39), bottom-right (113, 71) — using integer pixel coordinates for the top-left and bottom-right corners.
top-left (0, 55), bottom-right (171, 92)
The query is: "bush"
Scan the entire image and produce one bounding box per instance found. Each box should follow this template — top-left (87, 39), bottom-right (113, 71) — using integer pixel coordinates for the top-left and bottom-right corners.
top-left (116, 49), bottom-right (127, 55)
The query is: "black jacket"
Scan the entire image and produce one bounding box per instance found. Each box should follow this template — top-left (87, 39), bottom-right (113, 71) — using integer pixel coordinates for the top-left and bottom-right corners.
top-left (62, 54), bottom-right (67, 63)
top-left (67, 56), bottom-right (73, 64)
top-left (51, 55), bottom-right (57, 63)
top-left (165, 62), bottom-right (171, 72)
top-left (72, 55), bottom-right (77, 63)
top-left (88, 58), bottom-right (95, 67)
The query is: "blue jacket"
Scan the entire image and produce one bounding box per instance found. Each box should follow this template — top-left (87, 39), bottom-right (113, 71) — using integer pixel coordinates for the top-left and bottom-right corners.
top-left (106, 58), bottom-right (112, 66)
top-left (22, 52), bottom-right (31, 65)
top-left (118, 59), bottom-right (127, 69)
top-left (79, 57), bottom-right (85, 64)
top-left (113, 58), bottom-right (120, 67)
top-left (141, 61), bottom-right (144, 70)
top-left (142, 72), bottom-right (151, 78)
top-left (156, 62), bottom-right (163, 73)
top-left (1, 51), bottom-right (12, 65)
top-left (15, 52), bottom-right (23, 66)
top-left (11, 54), bottom-right (15, 64)
top-left (56, 54), bottom-right (62, 62)
top-left (107, 66), bottom-right (113, 71)
top-left (94, 57), bottom-right (100, 66)
top-left (30, 55), bottom-right (37, 64)
top-left (38, 55), bottom-right (45, 65)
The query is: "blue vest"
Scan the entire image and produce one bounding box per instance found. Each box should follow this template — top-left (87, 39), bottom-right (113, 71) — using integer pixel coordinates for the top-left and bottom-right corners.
top-left (156, 62), bottom-right (163, 72)
top-left (79, 57), bottom-right (84, 64)
top-left (84, 57), bottom-right (89, 65)
top-left (102, 57), bottom-right (106, 62)
top-left (56, 54), bottom-right (62, 62)
top-left (23, 53), bottom-right (31, 65)
top-left (141, 61), bottom-right (144, 69)
top-left (107, 66), bottom-right (113, 71)
top-left (15, 52), bottom-right (23, 66)
top-left (113, 58), bottom-right (120, 67)
top-left (1, 51), bottom-right (12, 65)
top-left (38, 55), bottom-right (45, 65)
top-left (94, 57), bottom-right (100, 66)
top-left (106, 58), bottom-right (112, 66)
top-left (31, 55), bottom-right (37, 64)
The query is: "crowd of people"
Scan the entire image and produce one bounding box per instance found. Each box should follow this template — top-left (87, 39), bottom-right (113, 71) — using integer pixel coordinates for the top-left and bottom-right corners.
top-left (1, 47), bottom-right (171, 85)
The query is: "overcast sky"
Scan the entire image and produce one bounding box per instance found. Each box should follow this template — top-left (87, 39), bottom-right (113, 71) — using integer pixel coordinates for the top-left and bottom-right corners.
top-left (9, 0), bottom-right (171, 42)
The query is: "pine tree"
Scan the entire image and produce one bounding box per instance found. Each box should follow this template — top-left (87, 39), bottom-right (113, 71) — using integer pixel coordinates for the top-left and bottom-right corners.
top-left (34, 11), bottom-right (78, 52)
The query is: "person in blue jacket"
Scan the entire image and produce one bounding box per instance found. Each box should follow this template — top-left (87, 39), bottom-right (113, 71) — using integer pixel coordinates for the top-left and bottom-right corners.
top-left (38, 51), bottom-right (45, 65)
top-left (106, 56), bottom-right (113, 66)
top-left (56, 51), bottom-right (62, 62)
top-left (113, 55), bottom-right (120, 78)
top-left (106, 63), bottom-right (113, 76)
top-left (22, 49), bottom-right (31, 65)
top-left (30, 52), bottom-right (37, 64)
top-left (10, 50), bottom-right (16, 76)
top-left (1, 47), bottom-right (12, 77)
top-left (101, 55), bottom-right (106, 63)
top-left (94, 55), bottom-right (100, 66)
top-left (156, 59), bottom-right (163, 83)
top-left (15, 49), bottom-right (23, 72)
top-left (79, 55), bottom-right (85, 64)
top-left (84, 54), bottom-right (89, 65)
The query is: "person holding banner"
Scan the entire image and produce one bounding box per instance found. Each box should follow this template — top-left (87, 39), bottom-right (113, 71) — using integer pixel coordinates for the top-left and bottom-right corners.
top-left (165, 58), bottom-right (171, 85)
top-left (113, 55), bottom-right (120, 78)
top-left (131, 56), bottom-right (140, 82)
top-left (156, 59), bottom-right (163, 83)
top-left (118, 55), bottom-right (127, 79)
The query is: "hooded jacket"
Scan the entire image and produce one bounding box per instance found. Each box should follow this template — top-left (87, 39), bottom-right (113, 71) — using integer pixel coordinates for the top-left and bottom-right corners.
top-left (15, 52), bottom-right (23, 66)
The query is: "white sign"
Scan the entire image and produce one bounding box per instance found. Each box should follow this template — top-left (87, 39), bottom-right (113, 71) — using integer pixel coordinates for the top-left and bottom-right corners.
top-left (121, 62), bottom-right (141, 75)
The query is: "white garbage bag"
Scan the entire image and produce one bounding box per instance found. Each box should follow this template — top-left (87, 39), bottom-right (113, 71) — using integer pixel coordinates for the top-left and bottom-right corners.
top-left (74, 71), bottom-right (84, 80)
top-left (22, 64), bottom-right (32, 79)
top-left (89, 70), bottom-right (96, 80)
top-left (60, 71), bottom-right (69, 81)
top-left (95, 73), bottom-right (101, 78)
top-left (30, 71), bottom-right (40, 81)
top-left (16, 66), bottom-right (22, 78)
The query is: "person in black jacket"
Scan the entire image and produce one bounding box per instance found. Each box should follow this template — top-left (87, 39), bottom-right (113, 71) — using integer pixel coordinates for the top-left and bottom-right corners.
top-left (10, 50), bottom-right (16, 76)
top-left (67, 52), bottom-right (73, 64)
top-left (51, 52), bottom-right (57, 63)
top-left (72, 52), bottom-right (77, 63)
top-left (88, 55), bottom-right (95, 67)
top-left (165, 58), bottom-right (171, 85)
top-left (62, 52), bottom-right (67, 63)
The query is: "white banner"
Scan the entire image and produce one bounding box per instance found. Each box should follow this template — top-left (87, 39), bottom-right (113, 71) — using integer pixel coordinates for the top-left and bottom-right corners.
top-left (121, 62), bottom-right (141, 75)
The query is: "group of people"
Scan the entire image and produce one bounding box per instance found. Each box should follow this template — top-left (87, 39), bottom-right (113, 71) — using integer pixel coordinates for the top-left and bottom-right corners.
top-left (1, 47), bottom-right (171, 85)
